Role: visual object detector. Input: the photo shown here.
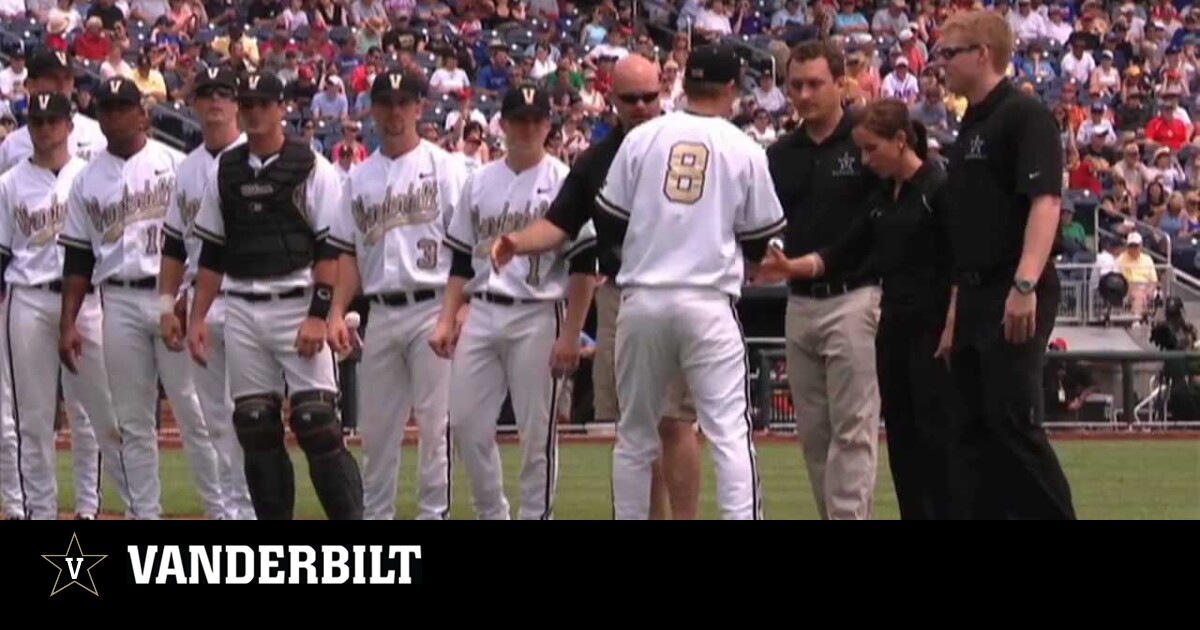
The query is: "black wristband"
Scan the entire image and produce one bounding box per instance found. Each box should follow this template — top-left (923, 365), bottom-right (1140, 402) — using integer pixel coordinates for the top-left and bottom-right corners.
top-left (309, 282), bottom-right (334, 319)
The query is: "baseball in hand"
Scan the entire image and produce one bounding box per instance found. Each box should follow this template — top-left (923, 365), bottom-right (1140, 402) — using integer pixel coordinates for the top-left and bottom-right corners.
top-left (345, 311), bottom-right (361, 330)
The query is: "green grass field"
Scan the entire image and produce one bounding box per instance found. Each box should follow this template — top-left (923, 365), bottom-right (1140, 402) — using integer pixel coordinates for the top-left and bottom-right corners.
top-left (59, 440), bottom-right (1200, 519)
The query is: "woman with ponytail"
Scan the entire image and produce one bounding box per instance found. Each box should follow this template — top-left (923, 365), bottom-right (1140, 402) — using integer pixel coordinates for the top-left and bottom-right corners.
top-left (756, 98), bottom-right (962, 520)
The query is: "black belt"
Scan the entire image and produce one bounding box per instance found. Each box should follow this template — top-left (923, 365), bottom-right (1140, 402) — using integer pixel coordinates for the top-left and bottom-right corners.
top-left (225, 287), bottom-right (307, 302)
top-left (105, 277), bottom-right (157, 290)
top-left (368, 289), bottom-right (437, 307)
top-left (22, 280), bottom-right (94, 294)
top-left (473, 291), bottom-right (543, 306)
top-left (790, 279), bottom-right (879, 299)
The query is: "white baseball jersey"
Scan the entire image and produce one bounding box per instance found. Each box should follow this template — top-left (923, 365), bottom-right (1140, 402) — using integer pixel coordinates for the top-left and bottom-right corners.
top-left (0, 157), bottom-right (88, 286)
top-left (0, 114), bottom-right (107, 174)
top-left (329, 140), bottom-right (468, 295)
top-left (192, 149), bottom-right (345, 294)
top-left (162, 134), bottom-right (248, 285)
top-left (444, 155), bottom-right (596, 301)
top-left (596, 111), bottom-right (786, 297)
top-left (59, 141), bottom-right (185, 282)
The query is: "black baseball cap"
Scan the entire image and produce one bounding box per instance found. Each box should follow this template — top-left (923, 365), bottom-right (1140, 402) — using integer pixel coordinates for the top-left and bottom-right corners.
top-left (94, 76), bottom-right (143, 105)
top-left (370, 69), bottom-right (427, 102)
top-left (26, 91), bottom-right (72, 120)
top-left (194, 66), bottom-right (239, 93)
top-left (237, 71), bottom-right (285, 102)
top-left (27, 50), bottom-right (73, 80)
top-left (501, 83), bottom-right (551, 120)
top-left (685, 44), bottom-right (742, 84)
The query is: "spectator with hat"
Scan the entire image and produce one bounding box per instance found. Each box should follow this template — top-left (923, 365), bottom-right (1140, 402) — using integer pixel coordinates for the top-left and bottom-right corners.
top-left (1077, 102), bottom-right (1116, 146)
top-left (1062, 35), bottom-right (1097, 85)
top-left (476, 40), bottom-right (513, 97)
top-left (1090, 50), bottom-right (1121, 97)
top-left (881, 56), bottom-right (919, 103)
top-left (1020, 42), bottom-right (1057, 83)
top-left (694, 0), bottom-right (733, 42)
top-left (285, 64), bottom-right (319, 105)
top-left (578, 69), bottom-right (606, 115)
top-left (1119, 231), bottom-right (1158, 318)
top-left (131, 53), bottom-right (168, 104)
top-left (214, 23), bottom-right (262, 67)
top-left (1043, 4), bottom-right (1074, 45)
top-left (311, 74), bottom-right (349, 121)
top-left (1149, 145), bottom-right (1187, 192)
top-left (897, 28), bottom-right (925, 74)
top-left (585, 27), bottom-right (631, 67)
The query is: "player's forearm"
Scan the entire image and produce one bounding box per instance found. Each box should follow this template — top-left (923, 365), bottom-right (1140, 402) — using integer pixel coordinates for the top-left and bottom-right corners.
top-left (1016, 195), bottom-right (1061, 283)
top-left (157, 255), bottom-right (185, 299)
top-left (437, 276), bottom-right (468, 326)
top-left (331, 253), bottom-right (361, 319)
top-left (512, 219), bottom-right (570, 255)
top-left (59, 277), bottom-right (89, 328)
top-left (562, 273), bottom-right (595, 336)
top-left (190, 268), bottom-right (221, 327)
top-left (313, 258), bottom-right (337, 287)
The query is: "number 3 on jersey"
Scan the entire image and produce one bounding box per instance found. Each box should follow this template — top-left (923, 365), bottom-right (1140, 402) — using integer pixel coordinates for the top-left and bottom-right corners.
top-left (663, 142), bottom-right (709, 205)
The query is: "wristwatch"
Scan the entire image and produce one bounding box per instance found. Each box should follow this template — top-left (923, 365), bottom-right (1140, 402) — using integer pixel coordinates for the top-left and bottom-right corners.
top-left (1013, 278), bottom-right (1037, 295)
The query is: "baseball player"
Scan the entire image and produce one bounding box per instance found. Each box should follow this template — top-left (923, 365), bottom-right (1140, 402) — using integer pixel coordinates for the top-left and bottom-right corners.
top-left (188, 71), bottom-right (363, 521)
top-left (431, 83), bottom-right (597, 520)
top-left (0, 50), bottom-right (107, 172)
top-left (156, 67), bottom-right (255, 520)
top-left (0, 92), bottom-right (131, 520)
top-left (327, 70), bottom-right (465, 521)
top-left (598, 46), bottom-right (786, 520)
top-left (59, 77), bottom-right (224, 520)
top-left (491, 54), bottom-right (703, 520)
top-left (0, 50), bottom-right (107, 520)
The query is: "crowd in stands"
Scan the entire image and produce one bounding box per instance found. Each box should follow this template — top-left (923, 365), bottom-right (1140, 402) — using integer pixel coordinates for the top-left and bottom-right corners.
top-left (0, 0), bottom-right (1199, 290)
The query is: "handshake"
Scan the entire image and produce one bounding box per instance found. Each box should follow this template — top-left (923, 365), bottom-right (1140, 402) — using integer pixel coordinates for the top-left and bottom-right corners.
top-left (748, 238), bottom-right (826, 286)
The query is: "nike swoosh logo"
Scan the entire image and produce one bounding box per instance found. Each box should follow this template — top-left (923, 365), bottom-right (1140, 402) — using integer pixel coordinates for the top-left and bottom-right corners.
top-left (536, 187), bottom-right (552, 194)
top-left (155, 169), bottom-right (170, 176)
top-left (1029, 171), bottom-right (1039, 180)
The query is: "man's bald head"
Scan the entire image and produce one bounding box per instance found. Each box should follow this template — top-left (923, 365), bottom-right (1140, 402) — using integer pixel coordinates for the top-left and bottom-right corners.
top-left (611, 54), bottom-right (662, 129)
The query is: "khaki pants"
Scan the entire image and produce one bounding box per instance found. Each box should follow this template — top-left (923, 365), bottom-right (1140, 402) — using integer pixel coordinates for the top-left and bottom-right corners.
top-left (594, 282), bottom-right (693, 421)
top-left (785, 287), bottom-right (882, 520)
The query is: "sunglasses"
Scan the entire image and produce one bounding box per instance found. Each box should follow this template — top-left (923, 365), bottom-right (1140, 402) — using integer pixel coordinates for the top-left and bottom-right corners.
top-left (615, 91), bottom-right (657, 105)
top-left (933, 43), bottom-right (981, 61)
top-left (196, 86), bottom-right (236, 100)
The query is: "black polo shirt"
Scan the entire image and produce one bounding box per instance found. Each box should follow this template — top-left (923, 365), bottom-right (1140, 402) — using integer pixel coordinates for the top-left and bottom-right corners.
top-left (943, 80), bottom-right (1063, 279)
top-left (767, 110), bottom-right (880, 295)
top-left (819, 161), bottom-right (951, 321)
top-left (545, 126), bottom-right (626, 279)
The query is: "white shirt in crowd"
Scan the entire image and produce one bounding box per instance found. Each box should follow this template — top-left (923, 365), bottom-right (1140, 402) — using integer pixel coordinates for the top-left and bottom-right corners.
top-left (1061, 51), bottom-right (1096, 85)
top-left (1007, 10), bottom-right (1047, 40)
top-left (0, 64), bottom-right (26, 99)
top-left (881, 70), bottom-right (920, 102)
top-left (444, 108), bottom-right (488, 131)
top-left (430, 67), bottom-right (471, 94)
top-left (695, 9), bottom-right (732, 35)
top-left (752, 85), bottom-right (787, 113)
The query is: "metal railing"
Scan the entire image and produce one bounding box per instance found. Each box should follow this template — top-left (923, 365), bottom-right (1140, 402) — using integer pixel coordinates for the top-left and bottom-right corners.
top-left (1054, 262), bottom-right (1173, 324)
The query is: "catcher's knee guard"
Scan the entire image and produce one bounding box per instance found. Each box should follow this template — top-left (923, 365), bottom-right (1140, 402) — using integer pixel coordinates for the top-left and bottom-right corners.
top-left (233, 394), bottom-right (295, 520)
top-left (288, 390), bottom-right (363, 520)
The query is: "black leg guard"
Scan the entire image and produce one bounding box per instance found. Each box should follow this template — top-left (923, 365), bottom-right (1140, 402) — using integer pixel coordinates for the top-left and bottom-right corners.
top-left (233, 394), bottom-right (295, 520)
top-left (289, 390), bottom-right (363, 520)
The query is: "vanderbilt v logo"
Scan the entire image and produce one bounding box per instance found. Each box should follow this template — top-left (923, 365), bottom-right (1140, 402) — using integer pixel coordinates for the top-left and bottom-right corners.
top-left (522, 87), bottom-right (536, 104)
top-left (37, 93), bottom-right (50, 109)
top-left (207, 68), bottom-right (220, 79)
top-left (66, 558), bottom-right (84, 580)
top-left (109, 79), bottom-right (124, 93)
top-left (248, 75), bottom-right (261, 90)
top-left (390, 74), bottom-right (403, 90)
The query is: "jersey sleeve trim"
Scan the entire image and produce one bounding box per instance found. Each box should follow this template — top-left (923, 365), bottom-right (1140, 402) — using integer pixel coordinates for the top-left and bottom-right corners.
top-left (564, 235), bottom-right (597, 260)
top-left (162, 222), bottom-right (184, 240)
top-left (327, 233), bottom-right (355, 254)
top-left (57, 234), bottom-right (93, 251)
top-left (444, 234), bottom-right (473, 255)
top-left (595, 192), bottom-right (630, 221)
top-left (736, 217), bottom-right (787, 241)
top-left (192, 224), bottom-right (226, 246)
top-left (0, 243), bottom-right (11, 257)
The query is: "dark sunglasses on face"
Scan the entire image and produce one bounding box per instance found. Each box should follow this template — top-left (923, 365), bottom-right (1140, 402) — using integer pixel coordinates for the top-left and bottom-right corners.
top-left (934, 43), bottom-right (981, 61)
top-left (615, 91), bottom-right (657, 105)
top-left (197, 86), bottom-right (236, 100)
